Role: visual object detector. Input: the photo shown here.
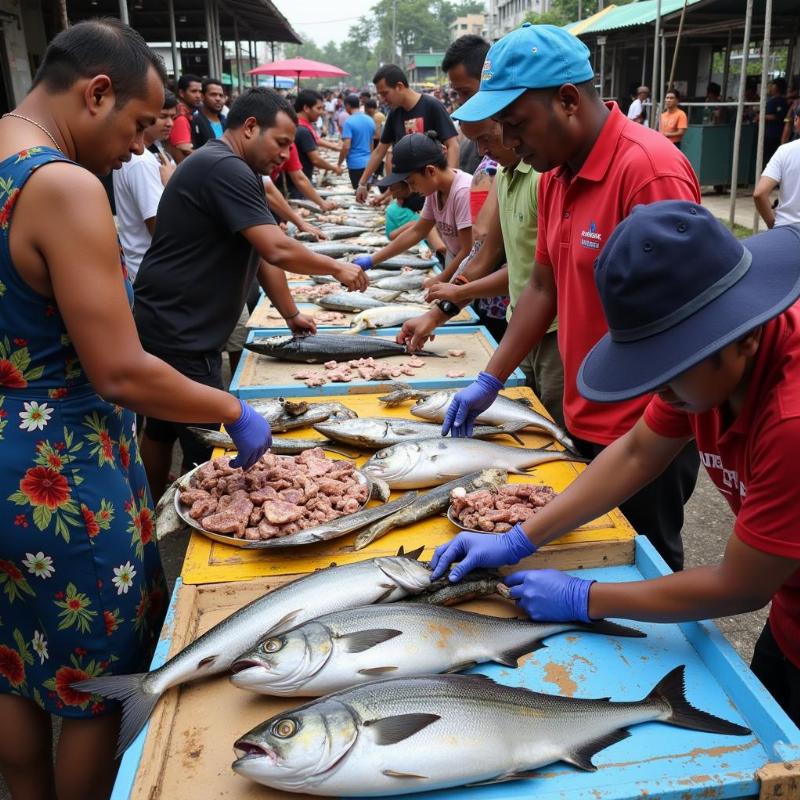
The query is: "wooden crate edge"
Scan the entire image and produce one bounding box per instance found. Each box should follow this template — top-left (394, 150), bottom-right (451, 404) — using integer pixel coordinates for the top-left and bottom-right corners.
top-left (757, 759), bottom-right (800, 799)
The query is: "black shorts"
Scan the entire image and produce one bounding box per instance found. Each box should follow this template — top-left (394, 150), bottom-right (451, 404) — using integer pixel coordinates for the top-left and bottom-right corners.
top-left (142, 350), bottom-right (224, 471)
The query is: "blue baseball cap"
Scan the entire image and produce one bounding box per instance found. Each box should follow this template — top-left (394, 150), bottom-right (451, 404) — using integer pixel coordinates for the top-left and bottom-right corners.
top-left (578, 201), bottom-right (800, 402)
top-left (452, 23), bottom-right (594, 123)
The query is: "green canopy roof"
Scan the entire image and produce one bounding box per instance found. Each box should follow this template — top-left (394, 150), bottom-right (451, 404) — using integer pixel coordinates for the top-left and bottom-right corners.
top-left (565, 0), bottom-right (705, 35)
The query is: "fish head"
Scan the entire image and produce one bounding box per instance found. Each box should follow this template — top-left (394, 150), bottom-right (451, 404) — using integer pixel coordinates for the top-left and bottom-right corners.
top-left (373, 555), bottom-right (432, 598)
top-left (363, 443), bottom-right (419, 484)
top-left (233, 699), bottom-right (358, 790)
top-left (230, 622), bottom-right (334, 694)
top-left (411, 391), bottom-right (452, 420)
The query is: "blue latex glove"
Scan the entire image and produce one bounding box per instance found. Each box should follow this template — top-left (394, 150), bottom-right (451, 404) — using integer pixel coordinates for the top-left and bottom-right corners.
top-left (353, 255), bottom-right (373, 270)
top-left (441, 371), bottom-right (503, 438)
top-left (430, 523), bottom-right (536, 582)
top-left (226, 400), bottom-right (272, 470)
top-left (504, 570), bottom-right (595, 623)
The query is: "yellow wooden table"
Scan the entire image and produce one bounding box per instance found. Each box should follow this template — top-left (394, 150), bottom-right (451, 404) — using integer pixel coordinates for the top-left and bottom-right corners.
top-left (180, 388), bottom-right (635, 584)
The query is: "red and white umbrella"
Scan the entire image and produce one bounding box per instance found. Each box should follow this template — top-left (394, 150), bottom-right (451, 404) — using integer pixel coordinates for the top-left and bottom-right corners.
top-left (249, 57), bottom-right (349, 85)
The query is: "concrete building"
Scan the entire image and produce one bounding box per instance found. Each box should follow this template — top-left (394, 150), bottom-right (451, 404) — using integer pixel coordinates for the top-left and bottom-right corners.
top-left (449, 13), bottom-right (485, 41)
top-left (485, 0), bottom-right (549, 41)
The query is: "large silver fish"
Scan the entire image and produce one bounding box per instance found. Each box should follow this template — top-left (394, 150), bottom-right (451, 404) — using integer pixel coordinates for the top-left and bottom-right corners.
top-left (73, 554), bottom-right (433, 755)
top-left (232, 669), bottom-right (750, 795)
top-left (353, 469), bottom-right (507, 550)
top-left (305, 242), bottom-right (372, 257)
top-left (347, 305), bottom-right (431, 334)
top-left (373, 273), bottom-right (427, 291)
top-left (410, 389), bottom-right (577, 452)
top-left (312, 419), bottom-right (524, 450)
top-left (245, 334), bottom-right (441, 363)
top-left (316, 292), bottom-right (398, 313)
top-left (363, 439), bottom-right (586, 489)
top-left (230, 603), bottom-right (645, 696)
top-left (246, 399), bottom-right (357, 433)
top-left (379, 255), bottom-right (439, 270)
top-left (186, 426), bottom-right (348, 456)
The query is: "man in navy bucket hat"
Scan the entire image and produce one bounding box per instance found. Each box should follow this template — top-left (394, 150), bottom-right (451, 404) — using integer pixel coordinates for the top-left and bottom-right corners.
top-left (432, 23), bottom-right (702, 573)
top-left (436, 201), bottom-right (800, 725)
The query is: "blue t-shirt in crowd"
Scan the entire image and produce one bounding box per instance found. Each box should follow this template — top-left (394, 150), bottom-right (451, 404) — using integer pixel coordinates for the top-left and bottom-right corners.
top-left (210, 120), bottom-right (224, 139)
top-left (342, 112), bottom-right (375, 170)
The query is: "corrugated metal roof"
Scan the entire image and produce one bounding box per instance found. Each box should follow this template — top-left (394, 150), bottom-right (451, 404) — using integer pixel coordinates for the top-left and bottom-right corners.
top-left (566, 0), bottom-right (705, 35)
top-left (566, 4), bottom-right (619, 35)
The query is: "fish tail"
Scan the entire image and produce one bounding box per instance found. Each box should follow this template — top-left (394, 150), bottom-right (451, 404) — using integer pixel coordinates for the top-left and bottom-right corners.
top-left (72, 673), bottom-right (161, 756)
top-left (646, 666), bottom-right (750, 736)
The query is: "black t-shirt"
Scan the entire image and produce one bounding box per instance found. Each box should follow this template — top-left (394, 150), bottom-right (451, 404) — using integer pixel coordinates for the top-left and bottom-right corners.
top-left (380, 93), bottom-right (458, 146)
top-left (765, 95), bottom-right (788, 140)
top-left (294, 125), bottom-right (318, 180)
top-left (134, 139), bottom-right (276, 355)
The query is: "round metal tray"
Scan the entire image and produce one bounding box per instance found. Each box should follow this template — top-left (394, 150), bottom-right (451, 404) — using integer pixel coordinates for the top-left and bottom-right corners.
top-left (445, 482), bottom-right (557, 534)
top-left (175, 456), bottom-right (372, 548)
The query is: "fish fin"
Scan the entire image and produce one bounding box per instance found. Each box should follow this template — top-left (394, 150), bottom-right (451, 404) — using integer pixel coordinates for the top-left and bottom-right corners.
top-left (382, 770), bottom-right (429, 780)
top-left (444, 661), bottom-right (477, 674)
top-left (364, 713), bottom-right (440, 745)
top-left (646, 665), bottom-right (751, 735)
top-left (397, 545), bottom-right (424, 561)
top-left (337, 629), bottom-right (402, 653)
top-left (465, 770), bottom-right (539, 787)
top-left (358, 666), bottom-right (399, 676)
top-left (578, 620), bottom-right (647, 639)
top-left (197, 655), bottom-right (217, 668)
top-left (269, 609), bottom-right (303, 634)
top-left (71, 674), bottom-right (158, 757)
top-left (375, 586), bottom-right (399, 603)
top-left (493, 640), bottom-right (547, 667)
top-left (562, 728), bottom-right (631, 771)
top-left (508, 467), bottom-right (532, 475)
top-left (513, 397), bottom-right (533, 408)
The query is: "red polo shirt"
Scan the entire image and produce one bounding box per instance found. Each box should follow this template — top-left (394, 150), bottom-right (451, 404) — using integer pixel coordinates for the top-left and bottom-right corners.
top-left (644, 306), bottom-right (800, 667)
top-left (270, 143), bottom-right (303, 182)
top-left (536, 103), bottom-right (700, 444)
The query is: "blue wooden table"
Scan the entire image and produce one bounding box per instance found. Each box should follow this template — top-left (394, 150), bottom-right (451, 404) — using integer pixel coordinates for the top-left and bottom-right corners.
top-left (112, 537), bottom-right (800, 799)
top-left (230, 325), bottom-right (525, 399)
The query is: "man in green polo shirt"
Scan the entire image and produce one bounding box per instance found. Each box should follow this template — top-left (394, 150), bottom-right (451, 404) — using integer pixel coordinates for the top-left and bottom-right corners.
top-left (399, 116), bottom-right (565, 427)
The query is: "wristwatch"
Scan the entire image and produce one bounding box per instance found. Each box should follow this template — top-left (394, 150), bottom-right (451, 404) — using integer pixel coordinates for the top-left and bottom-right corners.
top-left (437, 300), bottom-right (460, 318)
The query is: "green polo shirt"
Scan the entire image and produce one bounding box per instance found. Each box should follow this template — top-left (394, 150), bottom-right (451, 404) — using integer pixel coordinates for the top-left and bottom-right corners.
top-left (495, 160), bottom-right (557, 333)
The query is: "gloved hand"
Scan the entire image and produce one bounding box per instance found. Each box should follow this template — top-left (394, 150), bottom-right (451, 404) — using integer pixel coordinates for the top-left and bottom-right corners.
top-left (430, 523), bottom-right (536, 582)
top-left (352, 255), bottom-right (373, 271)
top-left (504, 570), bottom-right (595, 623)
top-left (441, 371), bottom-right (503, 438)
top-left (226, 400), bottom-right (272, 470)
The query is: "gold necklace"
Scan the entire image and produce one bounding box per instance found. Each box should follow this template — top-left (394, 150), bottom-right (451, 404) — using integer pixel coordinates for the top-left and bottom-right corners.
top-left (2, 112), bottom-right (63, 153)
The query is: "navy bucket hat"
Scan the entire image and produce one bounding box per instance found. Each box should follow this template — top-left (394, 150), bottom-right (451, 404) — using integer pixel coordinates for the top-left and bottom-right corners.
top-left (578, 201), bottom-right (800, 403)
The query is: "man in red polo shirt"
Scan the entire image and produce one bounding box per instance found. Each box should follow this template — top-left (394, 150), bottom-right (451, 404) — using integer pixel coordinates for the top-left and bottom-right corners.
top-left (439, 23), bottom-right (700, 571)
top-left (432, 201), bottom-right (800, 724)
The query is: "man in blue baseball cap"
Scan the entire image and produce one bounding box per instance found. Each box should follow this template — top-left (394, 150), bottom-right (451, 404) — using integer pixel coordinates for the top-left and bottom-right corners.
top-left (437, 23), bottom-right (702, 571)
top-left (432, 201), bottom-right (800, 725)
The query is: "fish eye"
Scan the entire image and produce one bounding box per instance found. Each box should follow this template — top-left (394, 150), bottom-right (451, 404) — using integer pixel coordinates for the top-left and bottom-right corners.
top-left (261, 637), bottom-right (283, 653)
top-left (273, 718), bottom-right (297, 738)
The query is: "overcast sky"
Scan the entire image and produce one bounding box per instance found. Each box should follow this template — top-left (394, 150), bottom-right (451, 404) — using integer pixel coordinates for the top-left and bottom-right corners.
top-left (272, 0), bottom-right (376, 46)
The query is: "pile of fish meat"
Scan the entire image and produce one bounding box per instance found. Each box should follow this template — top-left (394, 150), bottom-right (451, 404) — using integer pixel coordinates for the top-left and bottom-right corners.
top-left (289, 283), bottom-right (343, 301)
top-left (179, 450), bottom-right (368, 541)
top-left (451, 483), bottom-right (557, 531)
top-left (293, 356), bottom-right (428, 387)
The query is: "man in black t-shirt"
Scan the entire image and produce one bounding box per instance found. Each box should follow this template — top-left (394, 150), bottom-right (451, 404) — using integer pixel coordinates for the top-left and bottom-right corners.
top-left (134, 88), bottom-right (367, 496)
top-left (355, 64), bottom-right (458, 203)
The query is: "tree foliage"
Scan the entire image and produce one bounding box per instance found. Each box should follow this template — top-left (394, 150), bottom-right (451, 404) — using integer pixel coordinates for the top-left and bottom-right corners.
top-left (283, 0), bottom-right (485, 88)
